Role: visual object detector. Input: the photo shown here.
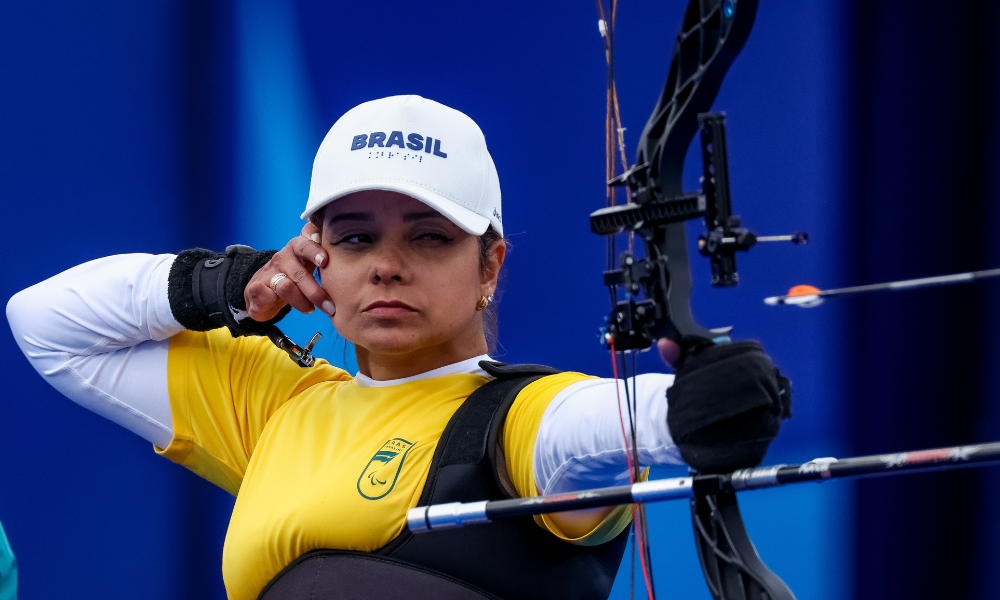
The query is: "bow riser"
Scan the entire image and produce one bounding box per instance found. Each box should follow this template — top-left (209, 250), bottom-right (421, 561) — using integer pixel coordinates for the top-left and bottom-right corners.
top-left (593, 0), bottom-right (795, 598)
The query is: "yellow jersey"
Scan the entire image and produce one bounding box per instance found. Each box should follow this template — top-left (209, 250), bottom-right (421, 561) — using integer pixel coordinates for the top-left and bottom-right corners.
top-left (157, 329), bottom-right (629, 600)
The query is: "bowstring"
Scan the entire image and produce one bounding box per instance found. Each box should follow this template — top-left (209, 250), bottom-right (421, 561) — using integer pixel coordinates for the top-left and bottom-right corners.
top-left (596, 0), bottom-right (616, 273)
top-left (609, 343), bottom-right (655, 600)
top-left (598, 2), bottom-right (656, 597)
top-left (620, 349), bottom-right (656, 600)
top-left (620, 350), bottom-right (639, 598)
top-left (596, 1), bottom-right (627, 594)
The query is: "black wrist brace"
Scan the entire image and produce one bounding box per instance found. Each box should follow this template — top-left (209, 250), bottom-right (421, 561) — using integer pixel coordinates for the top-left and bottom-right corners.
top-left (667, 340), bottom-right (792, 474)
top-left (167, 244), bottom-right (291, 336)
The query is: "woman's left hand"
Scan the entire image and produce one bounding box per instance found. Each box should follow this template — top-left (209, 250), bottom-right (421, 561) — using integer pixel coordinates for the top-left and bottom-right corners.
top-left (657, 338), bottom-right (681, 370)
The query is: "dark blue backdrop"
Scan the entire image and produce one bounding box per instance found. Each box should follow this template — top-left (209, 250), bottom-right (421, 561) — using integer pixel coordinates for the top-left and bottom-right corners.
top-left (1, 1), bottom-right (996, 599)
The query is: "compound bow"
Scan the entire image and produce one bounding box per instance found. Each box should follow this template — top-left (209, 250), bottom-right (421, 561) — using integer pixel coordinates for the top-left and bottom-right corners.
top-left (591, 0), bottom-right (799, 597)
top-left (408, 1), bottom-right (1000, 599)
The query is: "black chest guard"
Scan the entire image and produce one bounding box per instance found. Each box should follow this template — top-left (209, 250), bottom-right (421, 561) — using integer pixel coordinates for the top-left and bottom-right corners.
top-left (258, 362), bottom-right (630, 600)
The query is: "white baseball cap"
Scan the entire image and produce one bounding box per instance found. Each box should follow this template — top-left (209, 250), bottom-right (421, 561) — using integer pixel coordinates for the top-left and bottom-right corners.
top-left (302, 95), bottom-right (503, 236)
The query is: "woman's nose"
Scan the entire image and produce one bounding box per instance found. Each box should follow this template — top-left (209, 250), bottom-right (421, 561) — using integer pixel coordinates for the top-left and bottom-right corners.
top-left (373, 271), bottom-right (402, 282)
top-left (370, 243), bottom-right (406, 283)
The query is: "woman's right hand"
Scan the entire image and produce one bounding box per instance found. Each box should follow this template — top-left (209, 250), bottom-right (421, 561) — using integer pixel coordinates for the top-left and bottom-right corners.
top-left (245, 222), bottom-right (336, 321)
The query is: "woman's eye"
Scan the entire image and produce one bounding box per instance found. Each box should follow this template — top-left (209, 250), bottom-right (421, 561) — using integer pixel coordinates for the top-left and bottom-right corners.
top-left (415, 232), bottom-right (452, 243)
top-left (333, 233), bottom-right (373, 245)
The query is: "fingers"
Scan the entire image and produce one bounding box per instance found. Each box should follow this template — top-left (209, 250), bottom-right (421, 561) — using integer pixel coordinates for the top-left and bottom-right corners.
top-left (657, 338), bottom-right (682, 370)
top-left (245, 236), bottom-right (336, 321)
top-left (272, 269), bottom-right (318, 315)
top-left (301, 221), bottom-right (321, 245)
top-left (290, 232), bottom-right (327, 269)
top-left (245, 265), bottom-right (298, 321)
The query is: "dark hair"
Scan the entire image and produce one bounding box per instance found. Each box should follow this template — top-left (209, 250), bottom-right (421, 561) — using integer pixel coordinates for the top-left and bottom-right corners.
top-left (477, 225), bottom-right (507, 356)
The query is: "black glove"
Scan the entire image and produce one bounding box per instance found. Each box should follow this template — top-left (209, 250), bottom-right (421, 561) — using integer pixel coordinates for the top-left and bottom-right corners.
top-left (167, 245), bottom-right (291, 336)
top-left (666, 339), bottom-right (791, 474)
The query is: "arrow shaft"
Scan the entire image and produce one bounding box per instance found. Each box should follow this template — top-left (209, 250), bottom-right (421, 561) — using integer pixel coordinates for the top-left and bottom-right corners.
top-left (819, 268), bottom-right (1000, 298)
top-left (407, 440), bottom-right (1000, 532)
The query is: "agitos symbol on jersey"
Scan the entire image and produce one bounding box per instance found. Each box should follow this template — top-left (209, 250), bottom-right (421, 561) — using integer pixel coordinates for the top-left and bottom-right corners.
top-left (357, 438), bottom-right (417, 500)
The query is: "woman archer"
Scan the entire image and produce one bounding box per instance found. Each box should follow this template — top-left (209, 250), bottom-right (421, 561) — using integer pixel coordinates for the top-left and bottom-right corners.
top-left (7, 95), bottom-right (789, 600)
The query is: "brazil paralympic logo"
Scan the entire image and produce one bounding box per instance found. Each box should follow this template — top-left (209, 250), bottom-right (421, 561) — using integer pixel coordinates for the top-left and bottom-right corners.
top-left (357, 438), bottom-right (416, 500)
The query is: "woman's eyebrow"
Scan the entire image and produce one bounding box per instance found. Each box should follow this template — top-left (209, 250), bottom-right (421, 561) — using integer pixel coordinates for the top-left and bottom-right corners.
top-left (403, 211), bottom-right (448, 223)
top-left (326, 212), bottom-right (373, 224)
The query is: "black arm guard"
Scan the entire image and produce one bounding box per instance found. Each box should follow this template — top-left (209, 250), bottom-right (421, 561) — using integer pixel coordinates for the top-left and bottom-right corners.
top-left (667, 340), bottom-right (791, 474)
top-left (167, 244), bottom-right (292, 337)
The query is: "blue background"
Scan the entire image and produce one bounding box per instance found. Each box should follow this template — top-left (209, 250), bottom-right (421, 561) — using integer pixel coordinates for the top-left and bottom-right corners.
top-left (1, 1), bottom-right (997, 598)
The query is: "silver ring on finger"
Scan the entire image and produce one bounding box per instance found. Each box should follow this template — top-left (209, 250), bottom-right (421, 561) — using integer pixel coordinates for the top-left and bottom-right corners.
top-left (269, 273), bottom-right (288, 295)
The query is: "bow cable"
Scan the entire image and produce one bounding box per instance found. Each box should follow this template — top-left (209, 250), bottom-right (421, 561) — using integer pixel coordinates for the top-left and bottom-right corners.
top-left (597, 1), bottom-right (657, 598)
top-left (610, 340), bottom-right (655, 600)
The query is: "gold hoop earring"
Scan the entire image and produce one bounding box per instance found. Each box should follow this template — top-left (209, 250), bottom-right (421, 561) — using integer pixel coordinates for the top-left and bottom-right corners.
top-left (475, 294), bottom-right (492, 311)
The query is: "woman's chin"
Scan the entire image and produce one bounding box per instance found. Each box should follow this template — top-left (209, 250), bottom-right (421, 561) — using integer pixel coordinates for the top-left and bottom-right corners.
top-left (351, 333), bottom-right (439, 358)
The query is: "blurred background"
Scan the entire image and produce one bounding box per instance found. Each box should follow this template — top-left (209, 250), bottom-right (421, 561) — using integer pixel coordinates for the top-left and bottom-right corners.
top-left (2, 1), bottom-right (998, 598)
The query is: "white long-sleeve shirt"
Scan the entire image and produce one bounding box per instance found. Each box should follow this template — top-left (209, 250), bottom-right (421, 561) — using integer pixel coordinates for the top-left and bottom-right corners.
top-left (6, 254), bottom-right (683, 496)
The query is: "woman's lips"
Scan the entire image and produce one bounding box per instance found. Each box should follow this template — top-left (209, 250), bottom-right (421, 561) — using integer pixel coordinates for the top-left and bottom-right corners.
top-left (363, 300), bottom-right (416, 318)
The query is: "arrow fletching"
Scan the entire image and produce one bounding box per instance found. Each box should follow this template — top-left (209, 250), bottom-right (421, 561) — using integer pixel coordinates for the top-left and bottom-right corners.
top-left (764, 284), bottom-right (824, 308)
top-left (765, 268), bottom-right (1000, 308)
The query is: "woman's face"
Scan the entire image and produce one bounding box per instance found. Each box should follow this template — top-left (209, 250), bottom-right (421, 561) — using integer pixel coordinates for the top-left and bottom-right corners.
top-left (317, 190), bottom-right (502, 360)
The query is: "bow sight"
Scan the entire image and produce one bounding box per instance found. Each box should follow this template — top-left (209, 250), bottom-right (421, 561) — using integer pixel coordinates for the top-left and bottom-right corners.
top-left (593, 111), bottom-right (806, 351)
